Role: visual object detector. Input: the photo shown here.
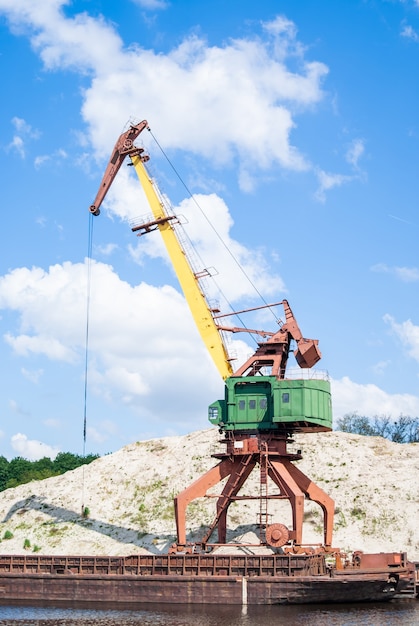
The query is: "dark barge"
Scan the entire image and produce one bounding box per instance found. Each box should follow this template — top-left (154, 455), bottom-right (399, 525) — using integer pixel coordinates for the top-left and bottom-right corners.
top-left (0, 551), bottom-right (414, 606)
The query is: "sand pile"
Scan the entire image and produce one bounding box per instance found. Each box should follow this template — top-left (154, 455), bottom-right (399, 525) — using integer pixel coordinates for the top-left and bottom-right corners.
top-left (0, 429), bottom-right (417, 559)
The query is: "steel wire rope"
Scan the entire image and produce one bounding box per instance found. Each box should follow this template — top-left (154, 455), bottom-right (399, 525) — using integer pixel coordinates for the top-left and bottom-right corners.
top-left (143, 135), bottom-right (256, 348)
top-left (147, 128), bottom-right (282, 333)
top-left (156, 181), bottom-right (257, 347)
top-left (143, 164), bottom-right (253, 350)
top-left (81, 213), bottom-right (94, 517)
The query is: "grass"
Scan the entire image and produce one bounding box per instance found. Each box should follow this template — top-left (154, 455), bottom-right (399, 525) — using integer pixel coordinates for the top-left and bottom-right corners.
top-left (350, 507), bottom-right (366, 520)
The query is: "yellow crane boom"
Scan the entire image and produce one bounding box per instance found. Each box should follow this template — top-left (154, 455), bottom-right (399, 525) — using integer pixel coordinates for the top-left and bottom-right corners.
top-left (89, 121), bottom-right (233, 380)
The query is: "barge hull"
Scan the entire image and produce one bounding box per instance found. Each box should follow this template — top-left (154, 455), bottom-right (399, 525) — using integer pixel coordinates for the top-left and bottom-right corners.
top-left (0, 553), bottom-right (411, 606)
top-left (0, 572), bottom-right (405, 605)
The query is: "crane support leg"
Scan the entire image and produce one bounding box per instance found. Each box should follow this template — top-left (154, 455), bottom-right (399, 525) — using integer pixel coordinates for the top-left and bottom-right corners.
top-left (268, 460), bottom-right (305, 545)
top-left (174, 458), bottom-right (236, 547)
top-left (283, 460), bottom-right (335, 547)
top-left (202, 456), bottom-right (255, 546)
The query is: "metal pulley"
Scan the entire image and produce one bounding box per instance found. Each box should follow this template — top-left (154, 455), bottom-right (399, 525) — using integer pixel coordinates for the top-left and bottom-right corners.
top-left (265, 523), bottom-right (290, 548)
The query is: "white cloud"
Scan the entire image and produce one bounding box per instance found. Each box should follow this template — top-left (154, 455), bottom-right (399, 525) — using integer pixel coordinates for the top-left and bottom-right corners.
top-left (384, 315), bottom-right (419, 362)
top-left (7, 135), bottom-right (25, 158)
top-left (263, 15), bottom-right (297, 38)
top-left (21, 367), bottom-right (44, 383)
top-left (34, 155), bottom-right (50, 168)
top-left (315, 169), bottom-right (352, 202)
top-left (93, 243), bottom-right (118, 257)
top-left (100, 164), bottom-right (285, 302)
top-left (36, 216), bottom-right (47, 227)
top-left (0, 2), bottom-right (329, 187)
top-left (262, 15), bottom-right (306, 62)
top-left (371, 360), bottom-right (390, 375)
top-left (371, 263), bottom-right (419, 282)
top-left (11, 432), bottom-right (60, 461)
top-left (131, 0), bottom-right (168, 9)
top-left (34, 148), bottom-right (67, 169)
top-left (331, 376), bottom-right (419, 420)
top-left (393, 267), bottom-right (419, 283)
top-left (9, 3), bottom-right (123, 74)
top-left (0, 262), bottom-right (89, 362)
top-left (82, 37), bottom-right (324, 184)
top-left (126, 191), bottom-right (285, 302)
top-left (346, 138), bottom-right (365, 169)
top-left (86, 420), bottom-right (118, 445)
top-left (98, 165), bottom-right (151, 223)
top-left (7, 116), bottom-right (40, 158)
top-left (11, 116), bottom-right (39, 137)
top-left (43, 418), bottom-right (61, 428)
top-left (87, 426), bottom-right (106, 444)
top-left (401, 23), bottom-right (419, 42)
top-left (5, 333), bottom-right (77, 361)
top-left (0, 260), bottom-right (229, 422)
top-left (175, 194), bottom-right (285, 301)
top-left (0, 257), bottom-right (265, 431)
top-left (9, 399), bottom-right (29, 416)
top-left (313, 139), bottom-right (366, 201)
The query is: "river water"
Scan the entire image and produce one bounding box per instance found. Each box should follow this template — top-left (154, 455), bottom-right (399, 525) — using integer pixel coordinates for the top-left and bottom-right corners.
top-left (0, 601), bottom-right (418, 626)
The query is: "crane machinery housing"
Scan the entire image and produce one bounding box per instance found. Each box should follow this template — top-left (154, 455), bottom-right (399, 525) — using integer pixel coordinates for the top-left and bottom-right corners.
top-left (89, 120), bottom-right (334, 555)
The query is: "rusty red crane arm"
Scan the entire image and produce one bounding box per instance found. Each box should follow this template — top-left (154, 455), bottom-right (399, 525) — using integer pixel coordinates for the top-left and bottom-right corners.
top-left (232, 299), bottom-right (321, 378)
top-left (281, 300), bottom-right (321, 369)
top-left (89, 120), bottom-right (149, 216)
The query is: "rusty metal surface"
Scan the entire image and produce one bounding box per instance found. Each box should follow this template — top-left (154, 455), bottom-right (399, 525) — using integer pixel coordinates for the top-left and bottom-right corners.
top-left (89, 120), bottom-right (148, 216)
top-left (174, 432), bottom-right (334, 551)
top-left (0, 553), bottom-right (412, 606)
top-left (233, 299), bottom-right (321, 378)
top-left (266, 523), bottom-right (290, 548)
top-left (351, 551), bottom-right (407, 569)
top-left (0, 553), bottom-right (327, 577)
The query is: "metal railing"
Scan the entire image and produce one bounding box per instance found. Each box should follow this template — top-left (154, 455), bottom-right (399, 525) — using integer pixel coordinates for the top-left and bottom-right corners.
top-left (0, 553), bottom-right (327, 578)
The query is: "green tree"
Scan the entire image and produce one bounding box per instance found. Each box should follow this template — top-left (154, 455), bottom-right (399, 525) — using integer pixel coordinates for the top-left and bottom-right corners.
top-left (0, 456), bottom-right (10, 491)
top-left (336, 413), bottom-right (377, 436)
top-left (6, 457), bottom-right (33, 488)
top-left (336, 412), bottom-right (419, 443)
top-left (391, 415), bottom-right (419, 443)
top-left (34, 456), bottom-right (55, 473)
top-left (0, 452), bottom-right (99, 492)
top-left (53, 452), bottom-right (83, 473)
top-left (53, 452), bottom-right (99, 474)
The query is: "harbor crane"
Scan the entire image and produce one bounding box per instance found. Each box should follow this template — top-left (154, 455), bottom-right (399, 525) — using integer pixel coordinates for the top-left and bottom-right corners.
top-left (90, 121), bottom-right (334, 554)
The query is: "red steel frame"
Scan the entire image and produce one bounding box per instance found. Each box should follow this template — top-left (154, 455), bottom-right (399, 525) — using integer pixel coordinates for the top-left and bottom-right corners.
top-left (173, 433), bottom-right (335, 553)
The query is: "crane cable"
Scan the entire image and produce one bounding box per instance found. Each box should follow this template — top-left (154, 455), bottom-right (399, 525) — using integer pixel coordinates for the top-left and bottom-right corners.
top-left (147, 128), bottom-right (281, 329)
top-left (81, 212), bottom-right (94, 517)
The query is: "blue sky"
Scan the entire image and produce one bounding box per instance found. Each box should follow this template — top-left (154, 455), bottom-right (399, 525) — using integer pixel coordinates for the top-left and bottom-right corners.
top-left (0, 0), bottom-right (418, 460)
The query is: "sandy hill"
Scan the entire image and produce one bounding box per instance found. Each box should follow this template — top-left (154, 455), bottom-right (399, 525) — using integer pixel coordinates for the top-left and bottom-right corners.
top-left (0, 429), bottom-right (417, 560)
